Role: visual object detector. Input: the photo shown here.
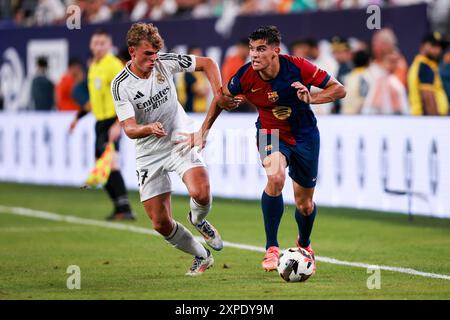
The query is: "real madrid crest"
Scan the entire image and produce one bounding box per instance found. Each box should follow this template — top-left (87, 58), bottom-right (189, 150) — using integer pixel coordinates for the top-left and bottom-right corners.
top-left (267, 91), bottom-right (279, 102)
top-left (156, 72), bottom-right (165, 84)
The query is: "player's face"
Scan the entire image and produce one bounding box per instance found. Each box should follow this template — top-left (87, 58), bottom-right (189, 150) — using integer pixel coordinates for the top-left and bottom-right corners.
top-left (90, 34), bottom-right (111, 60)
top-left (249, 39), bottom-right (280, 71)
top-left (423, 43), bottom-right (442, 61)
top-left (129, 40), bottom-right (159, 74)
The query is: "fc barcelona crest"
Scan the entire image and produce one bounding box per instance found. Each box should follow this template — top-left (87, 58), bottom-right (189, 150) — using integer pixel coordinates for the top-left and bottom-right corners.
top-left (267, 91), bottom-right (279, 102)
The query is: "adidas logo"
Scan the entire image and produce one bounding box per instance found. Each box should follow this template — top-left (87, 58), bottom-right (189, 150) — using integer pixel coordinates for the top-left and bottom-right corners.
top-left (133, 91), bottom-right (144, 100)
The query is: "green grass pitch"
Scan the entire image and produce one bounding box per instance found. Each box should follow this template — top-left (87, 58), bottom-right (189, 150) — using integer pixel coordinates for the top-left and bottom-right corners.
top-left (0, 182), bottom-right (449, 300)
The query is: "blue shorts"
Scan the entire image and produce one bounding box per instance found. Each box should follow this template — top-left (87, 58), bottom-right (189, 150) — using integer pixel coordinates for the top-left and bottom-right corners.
top-left (256, 129), bottom-right (320, 189)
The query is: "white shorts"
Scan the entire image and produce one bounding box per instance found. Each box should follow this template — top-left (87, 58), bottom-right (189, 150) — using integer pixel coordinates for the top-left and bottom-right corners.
top-left (136, 146), bottom-right (206, 202)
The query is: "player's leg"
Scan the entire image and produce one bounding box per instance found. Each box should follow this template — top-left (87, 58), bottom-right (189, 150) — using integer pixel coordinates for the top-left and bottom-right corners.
top-left (183, 166), bottom-right (211, 224)
top-left (292, 182), bottom-right (317, 272)
top-left (260, 151), bottom-right (288, 271)
top-left (289, 130), bottom-right (320, 272)
top-left (143, 193), bottom-right (213, 275)
top-left (293, 182), bottom-right (317, 248)
top-left (176, 149), bottom-right (223, 251)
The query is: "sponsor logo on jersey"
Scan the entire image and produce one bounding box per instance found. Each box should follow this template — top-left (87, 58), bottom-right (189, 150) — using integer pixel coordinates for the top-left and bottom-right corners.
top-left (133, 91), bottom-right (144, 100)
top-left (272, 106), bottom-right (292, 120)
top-left (136, 86), bottom-right (170, 112)
top-left (267, 91), bottom-right (279, 102)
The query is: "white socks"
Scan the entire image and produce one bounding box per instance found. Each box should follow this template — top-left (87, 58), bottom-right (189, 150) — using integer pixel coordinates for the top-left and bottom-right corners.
top-left (165, 220), bottom-right (208, 258)
top-left (189, 197), bottom-right (212, 225)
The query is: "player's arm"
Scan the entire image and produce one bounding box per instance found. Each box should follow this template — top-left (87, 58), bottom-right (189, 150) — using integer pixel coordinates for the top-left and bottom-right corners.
top-left (292, 77), bottom-right (345, 104)
top-left (311, 77), bottom-right (346, 104)
top-left (176, 58), bottom-right (242, 149)
top-left (290, 56), bottom-right (346, 104)
top-left (111, 79), bottom-right (165, 139)
top-left (417, 63), bottom-right (439, 115)
top-left (120, 117), bottom-right (166, 139)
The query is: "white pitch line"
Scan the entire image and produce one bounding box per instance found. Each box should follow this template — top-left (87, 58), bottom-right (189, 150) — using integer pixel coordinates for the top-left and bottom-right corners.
top-left (1, 205), bottom-right (449, 281)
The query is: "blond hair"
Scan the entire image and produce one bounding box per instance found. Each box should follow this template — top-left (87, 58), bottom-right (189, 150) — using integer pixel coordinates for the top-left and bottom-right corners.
top-left (127, 22), bottom-right (164, 49)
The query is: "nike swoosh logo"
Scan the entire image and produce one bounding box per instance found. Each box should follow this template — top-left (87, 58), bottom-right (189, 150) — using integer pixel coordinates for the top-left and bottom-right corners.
top-left (251, 88), bottom-right (262, 93)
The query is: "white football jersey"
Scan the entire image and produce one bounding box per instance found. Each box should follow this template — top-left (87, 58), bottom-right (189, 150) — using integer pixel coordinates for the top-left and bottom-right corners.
top-left (111, 53), bottom-right (196, 159)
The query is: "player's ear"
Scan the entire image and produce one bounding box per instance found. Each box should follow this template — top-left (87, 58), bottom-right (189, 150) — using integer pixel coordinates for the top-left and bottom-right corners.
top-left (128, 46), bottom-right (135, 58)
top-left (274, 46), bottom-right (281, 55)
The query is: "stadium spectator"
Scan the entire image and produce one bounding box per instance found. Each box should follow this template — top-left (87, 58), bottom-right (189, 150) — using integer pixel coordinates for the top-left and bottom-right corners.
top-left (130, 0), bottom-right (177, 21)
top-left (239, 0), bottom-right (277, 15)
top-left (221, 38), bottom-right (249, 86)
top-left (330, 36), bottom-right (353, 114)
top-left (30, 56), bottom-right (54, 111)
top-left (109, 0), bottom-right (138, 22)
top-left (34, 0), bottom-right (66, 26)
top-left (362, 48), bottom-right (409, 114)
top-left (84, 0), bottom-right (112, 23)
top-left (174, 0), bottom-right (204, 18)
top-left (55, 58), bottom-right (85, 112)
top-left (69, 30), bottom-right (136, 221)
top-left (290, 39), bottom-right (310, 59)
top-left (371, 28), bottom-right (408, 87)
top-left (408, 32), bottom-right (449, 116)
top-left (341, 49), bottom-right (370, 114)
top-left (276, 0), bottom-right (317, 13)
top-left (190, 0), bottom-right (222, 18)
top-left (440, 47), bottom-right (450, 106)
top-left (177, 46), bottom-right (209, 112)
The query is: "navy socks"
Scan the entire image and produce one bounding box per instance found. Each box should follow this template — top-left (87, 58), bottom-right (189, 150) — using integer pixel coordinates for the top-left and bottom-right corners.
top-left (261, 191), bottom-right (284, 249)
top-left (295, 203), bottom-right (317, 248)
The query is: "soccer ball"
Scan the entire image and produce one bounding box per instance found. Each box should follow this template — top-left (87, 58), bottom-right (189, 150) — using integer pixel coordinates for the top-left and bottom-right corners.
top-left (277, 247), bottom-right (314, 282)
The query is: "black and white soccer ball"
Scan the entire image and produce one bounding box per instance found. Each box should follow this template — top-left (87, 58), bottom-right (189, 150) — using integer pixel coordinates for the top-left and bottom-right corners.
top-left (277, 247), bottom-right (314, 282)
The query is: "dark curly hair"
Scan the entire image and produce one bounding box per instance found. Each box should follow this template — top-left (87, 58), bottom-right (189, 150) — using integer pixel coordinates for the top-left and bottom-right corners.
top-left (248, 26), bottom-right (281, 46)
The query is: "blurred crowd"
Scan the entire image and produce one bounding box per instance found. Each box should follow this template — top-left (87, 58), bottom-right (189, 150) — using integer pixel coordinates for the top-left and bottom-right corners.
top-left (0, 0), bottom-right (448, 35)
top-left (18, 27), bottom-right (450, 116)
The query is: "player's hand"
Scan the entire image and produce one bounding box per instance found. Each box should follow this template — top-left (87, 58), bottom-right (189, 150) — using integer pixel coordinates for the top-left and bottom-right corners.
top-left (291, 81), bottom-right (311, 104)
top-left (108, 121), bottom-right (122, 143)
top-left (148, 122), bottom-right (167, 138)
top-left (174, 130), bottom-right (207, 148)
top-left (217, 94), bottom-right (244, 111)
top-left (173, 130), bottom-right (207, 155)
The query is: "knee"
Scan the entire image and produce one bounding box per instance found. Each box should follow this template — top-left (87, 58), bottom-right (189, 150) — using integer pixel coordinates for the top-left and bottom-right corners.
top-left (267, 173), bottom-right (285, 194)
top-left (190, 182), bottom-right (211, 206)
top-left (151, 216), bottom-right (173, 237)
top-left (296, 200), bottom-right (314, 216)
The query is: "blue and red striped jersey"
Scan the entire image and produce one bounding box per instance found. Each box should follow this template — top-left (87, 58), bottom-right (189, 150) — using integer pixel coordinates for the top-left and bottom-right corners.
top-left (228, 54), bottom-right (330, 145)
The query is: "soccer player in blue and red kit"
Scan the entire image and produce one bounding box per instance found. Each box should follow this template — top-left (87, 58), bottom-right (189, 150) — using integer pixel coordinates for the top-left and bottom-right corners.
top-left (184, 26), bottom-right (346, 273)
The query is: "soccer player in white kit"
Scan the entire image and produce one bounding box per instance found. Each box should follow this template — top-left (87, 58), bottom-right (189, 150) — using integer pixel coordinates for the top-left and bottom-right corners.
top-left (112, 23), bottom-right (230, 276)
